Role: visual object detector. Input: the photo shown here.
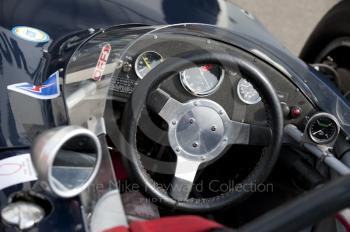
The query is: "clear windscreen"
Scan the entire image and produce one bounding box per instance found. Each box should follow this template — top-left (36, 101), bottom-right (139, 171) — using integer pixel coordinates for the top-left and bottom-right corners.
top-left (64, 23), bottom-right (350, 137)
top-left (64, 25), bottom-right (158, 126)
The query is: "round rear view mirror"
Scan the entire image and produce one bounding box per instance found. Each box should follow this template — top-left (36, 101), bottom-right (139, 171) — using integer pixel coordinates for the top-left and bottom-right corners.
top-left (31, 126), bottom-right (102, 198)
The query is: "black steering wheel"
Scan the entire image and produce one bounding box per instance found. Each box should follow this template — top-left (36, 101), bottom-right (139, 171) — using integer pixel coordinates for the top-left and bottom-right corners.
top-left (120, 52), bottom-right (283, 212)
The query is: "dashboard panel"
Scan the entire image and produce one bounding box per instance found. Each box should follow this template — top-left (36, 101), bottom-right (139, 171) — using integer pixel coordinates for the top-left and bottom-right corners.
top-left (109, 33), bottom-right (316, 126)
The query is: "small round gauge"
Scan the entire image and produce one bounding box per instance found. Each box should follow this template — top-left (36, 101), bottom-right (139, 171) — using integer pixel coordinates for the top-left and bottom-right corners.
top-left (135, 51), bottom-right (163, 79)
top-left (179, 64), bottom-right (224, 96)
top-left (237, 78), bottom-right (261, 105)
top-left (307, 113), bottom-right (340, 144)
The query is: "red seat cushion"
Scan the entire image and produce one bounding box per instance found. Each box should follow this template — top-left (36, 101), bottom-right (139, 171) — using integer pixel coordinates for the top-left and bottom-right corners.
top-left (105, 215), bottom-right (224, 232)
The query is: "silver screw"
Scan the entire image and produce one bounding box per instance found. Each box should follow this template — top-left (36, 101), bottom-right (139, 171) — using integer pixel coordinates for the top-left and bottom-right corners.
top-left (122, 62), bottom-right (132, 72)
top-left (192, 142), bottom-right (198, 148)
top-left (175, 147), bottom-right (181, 152)
top-left (189, 118), bottom-right (195, 124)
top-left (219, 110), bottom-right (223, 115)
top-left (211, 126), bottom-right (216, 131)
top-left (172, 120), bottom-right (177, 125)
top-left (200, 155), bottom-right (206, 161)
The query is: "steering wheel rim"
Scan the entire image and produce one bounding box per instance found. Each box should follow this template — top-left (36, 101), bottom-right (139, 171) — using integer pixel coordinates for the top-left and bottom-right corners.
top-left (120, 52), bottom-right (283, 212)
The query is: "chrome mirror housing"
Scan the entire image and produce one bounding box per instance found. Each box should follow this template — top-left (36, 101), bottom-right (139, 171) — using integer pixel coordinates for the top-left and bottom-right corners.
top-left (31, 126), bottom-right (102, 198)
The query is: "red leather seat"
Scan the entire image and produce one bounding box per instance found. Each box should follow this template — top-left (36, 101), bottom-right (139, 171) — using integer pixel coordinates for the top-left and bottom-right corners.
top-left (104, 215), bottom-right (224, 232)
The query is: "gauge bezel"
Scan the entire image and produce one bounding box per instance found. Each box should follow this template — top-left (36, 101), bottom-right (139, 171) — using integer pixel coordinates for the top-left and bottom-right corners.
top-left (179, 65), bottom-right (225, 97)
top-left (237, 78), bottom-right (262, 105)
top-left (306, 112), bottom-right (340, 145)
top-left (134, 51), bottom-right (163, 79)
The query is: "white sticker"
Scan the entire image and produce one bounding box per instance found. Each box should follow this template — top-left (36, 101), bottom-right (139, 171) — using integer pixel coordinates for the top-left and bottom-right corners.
top-left (11, 26), bottom-right (50, 43)
top-left (7, 71), bottom-right (60, 100)
top-left (92, 43), bottom-right (112, 81)
top-left (0, 154), bottom-right (37, 190)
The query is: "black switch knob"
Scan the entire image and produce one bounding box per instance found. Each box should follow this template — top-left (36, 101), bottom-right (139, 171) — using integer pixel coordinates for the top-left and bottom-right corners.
top-left (281, 102), bottom-right (290, 117)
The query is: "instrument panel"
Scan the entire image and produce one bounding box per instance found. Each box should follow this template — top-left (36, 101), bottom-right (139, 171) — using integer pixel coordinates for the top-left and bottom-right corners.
top-left (110, 35), bottom-right (316, 125)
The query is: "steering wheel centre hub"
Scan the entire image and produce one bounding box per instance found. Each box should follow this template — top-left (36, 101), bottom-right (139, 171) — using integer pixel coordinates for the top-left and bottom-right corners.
top-left (168, 99), bottom-right (230, 161)
top-left (176, 106), bottom-right (224, 155)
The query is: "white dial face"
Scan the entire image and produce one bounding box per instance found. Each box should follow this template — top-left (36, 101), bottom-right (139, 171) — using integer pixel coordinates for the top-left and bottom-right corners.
top-left (237, 78), bottom-right (261, 105)
top-left (135, 51), bottom-right (163, 79)
top-left (180, 64), bottom-right (224, 96)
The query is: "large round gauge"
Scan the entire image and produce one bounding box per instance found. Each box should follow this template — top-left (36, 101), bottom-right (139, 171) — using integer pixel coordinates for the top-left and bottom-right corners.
top-left (237, 78), bottom-right (261, 105)
top-left (307, 113), bottom-right (340, 144)
top-left (135, 51), bottom-right (163, 79)
top-left (179, 64), bottom-right (224, 96)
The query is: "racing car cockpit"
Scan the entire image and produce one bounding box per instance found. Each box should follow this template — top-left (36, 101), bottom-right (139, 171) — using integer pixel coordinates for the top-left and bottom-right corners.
top-left (2, 23), bottom-right (350, 232)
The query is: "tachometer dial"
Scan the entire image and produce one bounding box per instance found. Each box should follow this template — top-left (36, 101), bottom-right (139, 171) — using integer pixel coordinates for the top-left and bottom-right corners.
top-left (179, 64), bottom-right (224, 96)
top-left (237, 78), bottom-right (261, 105)
top-left (135, 51), bottom-right (163, 79)
top-left (307, 113), bottom-right (340, 144)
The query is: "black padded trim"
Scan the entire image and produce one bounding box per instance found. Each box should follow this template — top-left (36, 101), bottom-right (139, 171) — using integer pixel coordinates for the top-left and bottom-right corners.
top-left (147, 89), bottom-right (170, 114)
top-left (249, 125), bottom-right (272, 146)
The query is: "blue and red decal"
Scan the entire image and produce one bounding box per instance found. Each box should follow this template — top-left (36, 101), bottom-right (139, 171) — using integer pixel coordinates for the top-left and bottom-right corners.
top-left (7, 71), bottom-right (60, 99)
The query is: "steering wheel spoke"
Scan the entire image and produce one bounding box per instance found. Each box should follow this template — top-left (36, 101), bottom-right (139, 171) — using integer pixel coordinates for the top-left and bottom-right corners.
top-left (148, 88), bottom-right (184, 123)
top-left (227, 120), bottom-right (271, 146)
top-left (169, 155), bottom-right (202, 201)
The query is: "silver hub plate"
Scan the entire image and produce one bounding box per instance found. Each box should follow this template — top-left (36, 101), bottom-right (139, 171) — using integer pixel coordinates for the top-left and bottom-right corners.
top-left (176, 106), bottom-right (224, 155)
top-left (168, 99), bottom-right (231, 162)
